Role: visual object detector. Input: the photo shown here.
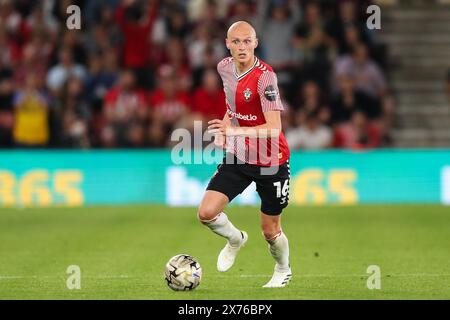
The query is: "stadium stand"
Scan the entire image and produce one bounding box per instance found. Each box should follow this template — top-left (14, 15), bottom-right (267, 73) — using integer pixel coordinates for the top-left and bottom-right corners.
top-left (5, 0), bottom-right (445, 150)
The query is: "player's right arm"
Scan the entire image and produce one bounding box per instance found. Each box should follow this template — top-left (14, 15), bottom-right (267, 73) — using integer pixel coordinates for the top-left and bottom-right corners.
top-left (222, 112), bottom-right (231, 125)
top-left (214, 57), bottom-right (234, 147)
top-left (213, 113), bottom-right (230, 148)
top-left (209, 70), bottom-right (284, 139)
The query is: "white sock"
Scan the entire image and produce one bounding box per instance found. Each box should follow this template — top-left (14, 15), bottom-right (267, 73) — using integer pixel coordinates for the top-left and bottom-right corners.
top-left (266, 232), bottom-right (290, 272)
top-left (200, 212), bottom-right (243, 247)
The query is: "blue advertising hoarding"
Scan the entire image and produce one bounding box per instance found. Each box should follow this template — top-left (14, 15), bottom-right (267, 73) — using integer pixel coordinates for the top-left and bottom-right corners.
top-left (0, 150), bottom-right (449, 207)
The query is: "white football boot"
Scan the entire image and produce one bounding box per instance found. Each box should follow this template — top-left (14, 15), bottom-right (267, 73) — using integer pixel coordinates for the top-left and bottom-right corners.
top-left (263, 265), bottom-right (292, 288)
top-left (217, 231), bottom-right (248, 272)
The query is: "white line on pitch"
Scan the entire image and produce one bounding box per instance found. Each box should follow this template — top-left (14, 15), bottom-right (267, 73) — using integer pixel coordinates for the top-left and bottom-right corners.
top-left (233, 274), bottom-right (450, 278)
top-left (0, 275), bottom-right (130, 280)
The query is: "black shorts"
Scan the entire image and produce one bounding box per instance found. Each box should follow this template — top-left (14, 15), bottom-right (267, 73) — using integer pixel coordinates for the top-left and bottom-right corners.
top-left (206, 154), bottom-right (290, 215)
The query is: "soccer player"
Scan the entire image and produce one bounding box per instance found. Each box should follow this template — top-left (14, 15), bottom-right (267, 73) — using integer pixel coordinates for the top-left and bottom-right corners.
top-left (198, 21), bottom-right (292, 288)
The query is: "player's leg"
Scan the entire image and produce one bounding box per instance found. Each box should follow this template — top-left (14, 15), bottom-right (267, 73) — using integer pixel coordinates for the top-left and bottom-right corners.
top-left (255, 160), bottom-right (291, 287)
top-left (198, 190), bottom-right (243, 246)
top-left (260, 212), bottom-right (291, 288)
top-left (198, 158), bottom-right (251, 272)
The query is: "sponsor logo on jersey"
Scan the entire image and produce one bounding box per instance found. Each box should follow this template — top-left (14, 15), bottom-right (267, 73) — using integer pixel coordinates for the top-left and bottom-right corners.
top-left (264, 85), bottom-right (278, 101)
top-left (227, 109), bottom-right (257, 121)
top-left (243, 88), bottom-right (252, 101)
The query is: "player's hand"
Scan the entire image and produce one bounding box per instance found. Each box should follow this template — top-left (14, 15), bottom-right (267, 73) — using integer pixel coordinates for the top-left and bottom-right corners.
top-left (207, 119), bottom-right (229, 135)
top-left (212, 132), bottom-right (226, 148)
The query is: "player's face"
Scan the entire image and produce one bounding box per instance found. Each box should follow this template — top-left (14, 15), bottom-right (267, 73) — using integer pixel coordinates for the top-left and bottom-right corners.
top-left (226, 31), bottom-right (258, 65)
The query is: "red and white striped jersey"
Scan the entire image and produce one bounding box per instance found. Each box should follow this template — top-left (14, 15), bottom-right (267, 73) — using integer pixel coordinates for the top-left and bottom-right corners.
top-left (217, 56), bottom-right (290, 166)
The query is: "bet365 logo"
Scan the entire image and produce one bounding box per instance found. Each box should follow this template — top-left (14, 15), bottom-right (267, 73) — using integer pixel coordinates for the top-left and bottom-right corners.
top-left (0, 170), bottom-right (84, 207)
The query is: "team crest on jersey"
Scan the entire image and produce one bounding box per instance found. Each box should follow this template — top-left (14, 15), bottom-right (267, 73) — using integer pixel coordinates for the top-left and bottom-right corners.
top-left (243, 88), bottom-right (252, 101)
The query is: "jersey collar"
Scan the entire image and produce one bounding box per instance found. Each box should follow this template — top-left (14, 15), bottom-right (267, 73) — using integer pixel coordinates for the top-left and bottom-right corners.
top-left (233, 57), bottom-right (259, 81)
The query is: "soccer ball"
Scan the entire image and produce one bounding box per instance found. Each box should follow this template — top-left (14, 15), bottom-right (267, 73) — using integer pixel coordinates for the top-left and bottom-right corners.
top-left (164, 254), bottom-right (202, 291)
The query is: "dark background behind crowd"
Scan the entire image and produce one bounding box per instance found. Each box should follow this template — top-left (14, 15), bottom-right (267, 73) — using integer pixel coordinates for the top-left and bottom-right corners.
top-left (0, 0), bottom-right (393, 151)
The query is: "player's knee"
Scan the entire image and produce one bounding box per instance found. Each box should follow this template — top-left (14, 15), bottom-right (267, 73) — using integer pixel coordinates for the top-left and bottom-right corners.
top-left (262, 226), bottom-right (281, 241)
top-left (197, 206), bottom-right (220, 224)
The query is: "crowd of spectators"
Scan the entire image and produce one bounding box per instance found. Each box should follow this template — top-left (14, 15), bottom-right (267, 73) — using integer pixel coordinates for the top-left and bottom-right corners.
top-left (0, 0), bottom-right (393, 150)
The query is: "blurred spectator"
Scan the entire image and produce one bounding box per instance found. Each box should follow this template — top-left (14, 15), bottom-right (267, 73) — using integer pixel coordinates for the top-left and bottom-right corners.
top-left (188, 0), bottom-right (226, 40)
top-left (295, 80), bottom-right (323, 113)
top-left (0, 61), bottom-right (13, 147)
top-left (191, 44), bottom-right (221, 88)
top-left (85, 52), bottom-right (119, 145)
top-left (377, 95), bottom-right (395, 147)
top-left (13, 0), bottom-right (39, 17)
top-left (85, 25), bottom-right (114, 56)
top-left (0, 0), bottom-right (22, 36)
top-left (280, 105), bottom-right (294, 134)
top-left (191, 69), bottom-right (226, 121)
top-left (23, 28), bottom-right (54, 69)
top-left (188, 0), bottom-right (229, 23)
top-left (115, 0), bottom-right (160, 88)
top-left (84, 0), bottom-right (121, 28)
top-left (159, 37), bottom-right (193, 92)
top-left (227, 0), bottom-right (258, 27)
top-left (102, 69), bottom-right (148, 147)
top-left (22, 4), bottom-right (58, 42)
top-left (84, 3), bottom-right (122, 55)
top-left (188, 24), bottom-right (225, 70)
top-left (165, 8), bottom-right (190, 39)
top-left (330, 74), bottom-right (380, 124)
top-left (334, 110), bottom-right (381, 149)
top-left (295, 80), bottom-right (331, 126)
top-left (0, 25), bottom-right (21, 68)
top-left (446, 70), bottom-right (450, 103)
top-left (13, 43), bottom-right (48, 88)
top-left (279, 86), bottom-right (294, 133)
top-left (0, 0), bottom-right (391, 151)
top-left (46, 48), bottom-right (88, 95)
top-left (327, 0), bottom-right (371, 54)
top-left (337, 24), bottom-right (364, 56)
top-left (85, 52), bottom-right (118, 110)
top-left (334, 43), bottom-right (387, 98)
top-left (258, 0), bottom-right (301, 71)
top-left (286, 110), bottom-right (332, 150)
top-left (149, 65), bottom-right (191, 133)
top-left (13, 73), bottom-right (51, 148)
top-left (56, 77), bottom-right (91, 148)
top-left (293, 1), bottom-right (334, 88)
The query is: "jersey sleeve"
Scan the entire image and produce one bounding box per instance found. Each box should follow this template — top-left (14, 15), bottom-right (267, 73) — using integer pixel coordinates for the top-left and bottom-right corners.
top-left (217, 57), bottom-right (233, 77)
top-left (257, 71), bottom-right (284, 112)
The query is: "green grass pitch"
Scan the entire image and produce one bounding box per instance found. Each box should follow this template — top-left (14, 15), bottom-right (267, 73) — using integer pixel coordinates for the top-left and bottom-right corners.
top-left (0, 205), bottom-right (449, 299)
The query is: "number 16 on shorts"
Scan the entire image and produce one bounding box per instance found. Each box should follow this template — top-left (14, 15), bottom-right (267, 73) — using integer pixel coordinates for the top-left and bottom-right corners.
top-left (274, 180), bottom-right (289, 205)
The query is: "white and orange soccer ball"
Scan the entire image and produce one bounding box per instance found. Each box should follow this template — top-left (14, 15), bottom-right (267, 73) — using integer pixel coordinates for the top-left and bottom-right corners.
top-left (164, 254), bottom-right (202, 291)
